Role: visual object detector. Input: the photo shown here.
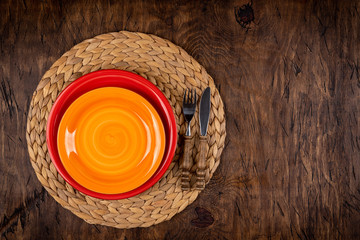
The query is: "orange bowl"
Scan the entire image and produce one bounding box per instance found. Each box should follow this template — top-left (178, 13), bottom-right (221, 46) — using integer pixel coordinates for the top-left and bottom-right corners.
top-left (57, 87), bottom-right (166, 194)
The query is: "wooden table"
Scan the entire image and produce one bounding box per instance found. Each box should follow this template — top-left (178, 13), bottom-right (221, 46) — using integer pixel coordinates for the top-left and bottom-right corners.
top-left (1, 0), bottom-right (359, 239)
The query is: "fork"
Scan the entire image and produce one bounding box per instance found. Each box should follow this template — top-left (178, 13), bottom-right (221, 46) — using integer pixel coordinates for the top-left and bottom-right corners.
top-left (181, 89), bottom-right (196, 190)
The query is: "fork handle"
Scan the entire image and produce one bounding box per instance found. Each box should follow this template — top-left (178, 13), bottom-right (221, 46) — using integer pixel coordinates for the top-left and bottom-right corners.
top-left (196, 135), bottom-right (208, 190)
top-left (181, 135), bottom-right (193, 190)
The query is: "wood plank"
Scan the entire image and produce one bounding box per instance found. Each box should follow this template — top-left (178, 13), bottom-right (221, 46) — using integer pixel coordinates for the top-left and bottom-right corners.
top-left (1, 0), bottom-right (359, 239)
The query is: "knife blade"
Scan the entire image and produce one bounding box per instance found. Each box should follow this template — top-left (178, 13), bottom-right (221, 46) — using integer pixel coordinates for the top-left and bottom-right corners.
top-left (199, 87), bottom-right (211, 136)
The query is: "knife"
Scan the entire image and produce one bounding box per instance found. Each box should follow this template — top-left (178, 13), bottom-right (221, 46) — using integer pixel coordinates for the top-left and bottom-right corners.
top-left (196, 87), bottom-right (211, 190)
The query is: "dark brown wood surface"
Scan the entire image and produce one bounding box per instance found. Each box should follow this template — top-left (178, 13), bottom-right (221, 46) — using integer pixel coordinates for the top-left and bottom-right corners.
top-left (1, 0), bottom-right (359, 239)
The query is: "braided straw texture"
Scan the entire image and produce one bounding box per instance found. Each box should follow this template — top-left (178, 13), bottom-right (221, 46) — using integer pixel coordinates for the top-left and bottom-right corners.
top-left (26, 31), bottom-right (226, 228)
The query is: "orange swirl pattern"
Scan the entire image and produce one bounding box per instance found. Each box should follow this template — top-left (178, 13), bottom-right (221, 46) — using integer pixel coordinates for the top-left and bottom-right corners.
top-left (57, 87), bottom-right (165, 194)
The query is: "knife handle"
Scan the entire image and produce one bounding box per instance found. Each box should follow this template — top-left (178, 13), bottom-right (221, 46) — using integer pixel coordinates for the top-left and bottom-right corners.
top-left (181, 135), bottom-right (193, 190)
top-left (196, 135), bottom-right (207, 190)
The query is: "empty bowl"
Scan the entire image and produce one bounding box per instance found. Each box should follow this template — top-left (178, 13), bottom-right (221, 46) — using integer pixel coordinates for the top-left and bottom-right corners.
top-left (46, 70), bottom-right (177, 200)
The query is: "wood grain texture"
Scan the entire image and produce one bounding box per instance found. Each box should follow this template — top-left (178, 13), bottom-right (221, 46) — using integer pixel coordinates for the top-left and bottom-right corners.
top-left (196, 136), bottom-right (208, 190)
top-left (1, 0), bottom-right (359, 239)
top-left (181, 135), bottom-right (193, 191)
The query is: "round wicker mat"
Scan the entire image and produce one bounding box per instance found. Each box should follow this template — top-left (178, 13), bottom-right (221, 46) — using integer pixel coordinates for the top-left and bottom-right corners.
top-left (26, 31), bottom-right (226, 228)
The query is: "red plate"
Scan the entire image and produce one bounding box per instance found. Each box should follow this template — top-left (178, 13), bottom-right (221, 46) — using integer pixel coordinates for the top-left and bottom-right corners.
top-left (46, 70), bottom-right (177, 200)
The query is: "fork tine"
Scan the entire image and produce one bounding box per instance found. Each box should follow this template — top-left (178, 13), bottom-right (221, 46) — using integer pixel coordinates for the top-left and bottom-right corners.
top-left (183, 89), bottom-right (187, 103)
top-left (190, 89), bottom-right (193, 103)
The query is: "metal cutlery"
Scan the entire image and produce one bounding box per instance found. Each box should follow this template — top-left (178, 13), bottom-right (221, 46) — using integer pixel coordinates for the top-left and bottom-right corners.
top-left (181, 89), bottom-right (196, 190)
top-left (196, 87), bottom-right (211, 190)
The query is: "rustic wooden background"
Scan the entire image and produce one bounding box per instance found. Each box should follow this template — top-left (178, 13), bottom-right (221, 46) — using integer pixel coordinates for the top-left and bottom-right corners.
top-left (1, 0), bottom-right (359, 239)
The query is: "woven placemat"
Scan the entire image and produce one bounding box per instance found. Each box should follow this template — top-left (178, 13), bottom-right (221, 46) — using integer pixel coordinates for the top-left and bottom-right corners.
top-left (26, 31), bottom-right (226, 228)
